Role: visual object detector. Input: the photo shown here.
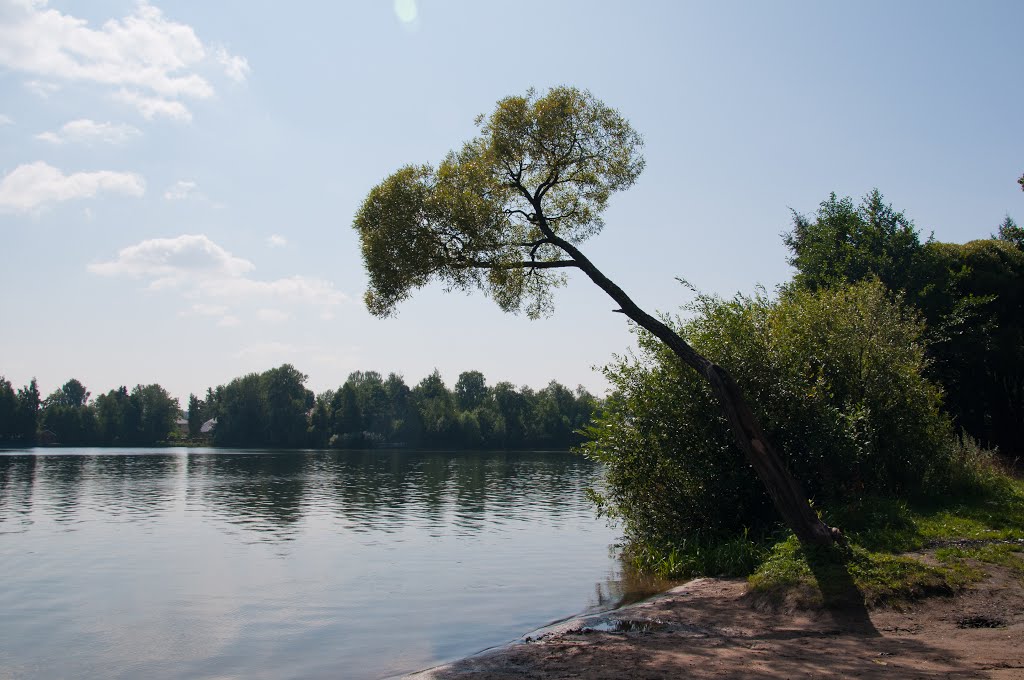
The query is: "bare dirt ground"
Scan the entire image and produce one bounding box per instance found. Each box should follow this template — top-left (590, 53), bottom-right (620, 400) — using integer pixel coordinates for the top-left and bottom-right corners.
top-left (409, 563), bottom-right (1024, 679)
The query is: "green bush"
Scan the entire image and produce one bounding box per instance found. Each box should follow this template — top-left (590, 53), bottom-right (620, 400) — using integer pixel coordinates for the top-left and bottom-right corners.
top-left (582, 280), bottom-right (958, 552)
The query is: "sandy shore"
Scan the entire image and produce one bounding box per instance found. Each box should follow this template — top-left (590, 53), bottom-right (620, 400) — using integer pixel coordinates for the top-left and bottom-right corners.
top-left (408, 564), bottom-right (1024, 679)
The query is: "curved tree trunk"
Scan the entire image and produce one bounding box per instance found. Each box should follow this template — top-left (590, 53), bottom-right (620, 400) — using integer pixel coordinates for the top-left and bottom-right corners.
top-left (703, 365), bottom-right (838, 546)
top-left (535, 215), bottom-right (839, 547)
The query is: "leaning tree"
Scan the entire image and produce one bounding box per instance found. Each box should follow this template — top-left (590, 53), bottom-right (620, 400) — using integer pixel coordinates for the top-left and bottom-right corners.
top-left (353, 87), bottom-right (840, 547)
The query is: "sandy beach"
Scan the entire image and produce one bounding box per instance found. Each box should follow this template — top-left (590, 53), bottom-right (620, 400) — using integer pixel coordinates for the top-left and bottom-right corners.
top-left (410, 562), bottom-right (1024, 679)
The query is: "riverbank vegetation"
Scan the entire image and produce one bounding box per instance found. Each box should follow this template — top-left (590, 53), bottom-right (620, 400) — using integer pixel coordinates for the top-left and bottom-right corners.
top-left (0, 368), bottom-right (598, 450)
top-left (585, 187), bottom-right (1023, 604)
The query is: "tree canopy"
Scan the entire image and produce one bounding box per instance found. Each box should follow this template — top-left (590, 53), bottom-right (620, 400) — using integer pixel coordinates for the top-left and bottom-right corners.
top-left (783, 189), bottom-right (922, 294)
top-left (354, 86), bottom-right (644, 319)
top-left (786, 191), bottom-right (1024, 452)
top-left (996, 215), bottom-right (1024, 249)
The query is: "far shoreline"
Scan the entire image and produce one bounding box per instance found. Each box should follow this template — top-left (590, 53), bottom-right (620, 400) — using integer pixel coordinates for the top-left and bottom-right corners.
top-left (0, 444), bottom-right (582, 453)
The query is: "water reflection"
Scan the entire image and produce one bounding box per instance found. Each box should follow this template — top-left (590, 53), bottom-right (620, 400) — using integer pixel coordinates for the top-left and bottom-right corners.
top-left (0, 448), bottom-right (626, 680)
top-left (187, 453), bottom-right (311, 540)
top-left (0, 455), bottom-right (36, 532)
top-left (0, 448), bottom-right (599, 542)
top-left (0, 453), bottom-right (181, 529)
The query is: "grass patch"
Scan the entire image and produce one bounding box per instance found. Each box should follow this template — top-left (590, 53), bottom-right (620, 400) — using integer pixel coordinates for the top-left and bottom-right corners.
top-left (935, 543), bottom-right (1024, 578)
top-left (627, 529), bottom-right (770, 579)
top-left (746, 477), bottom-right (1024, 608)
top-left (632, 475), bottom-right (1024, 609)
top-left (820, 476), bottom-right (1024, 553)
top-left (748, 537), bottom-right (983, 608)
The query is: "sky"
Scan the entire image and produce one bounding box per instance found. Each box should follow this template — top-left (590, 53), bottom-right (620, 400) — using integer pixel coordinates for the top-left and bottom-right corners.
top-left (1, 0), bottom-right (1022, 406)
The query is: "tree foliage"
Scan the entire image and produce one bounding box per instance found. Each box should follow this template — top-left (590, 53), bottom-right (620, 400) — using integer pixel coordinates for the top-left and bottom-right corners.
top-left (293, 369), bottom-right (597, 450)
top-left (354, 86), bottom-right (644, 319)
top-left (996, 215), bottom-right (1024, 249)
top-left (91, 384), bottom-right (178, 445)
top-left (783, 189), bottom-right (923, 293)
top-left (40, 379), bottom-right (96, 445)
top-left (786, 191), bottom-right (1024, 452)
top-left (0, 377), bottom-right (39, 444)
top-left (205, 365), bottom-right (313, 448)
top-left (0, 377), bottom-right (182, 447)
top-left (584, 281), bottom-right (957, 547)
top-left (187, 393), bottom-right (206, 437)
top-left (918, 239), bottom-right (1024, 450)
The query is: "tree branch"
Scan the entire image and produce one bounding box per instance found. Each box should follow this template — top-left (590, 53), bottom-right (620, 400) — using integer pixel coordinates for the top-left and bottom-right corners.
top-left (529, 238), bottom-right (551, 260)
top-left (461, 259), bottom-right (577, 270)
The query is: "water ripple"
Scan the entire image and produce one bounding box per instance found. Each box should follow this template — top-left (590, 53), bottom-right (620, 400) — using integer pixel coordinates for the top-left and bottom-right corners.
top-left (0, 448), bottom-right (625, 680)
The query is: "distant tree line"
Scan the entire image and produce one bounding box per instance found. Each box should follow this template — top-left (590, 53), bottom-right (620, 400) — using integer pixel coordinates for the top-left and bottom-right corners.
top-left (192, 366), bottom-right (598, 449)
top-left (0, 367), bottom-right (598, 450)
top-left (0, 378), bottom-right (180, 447)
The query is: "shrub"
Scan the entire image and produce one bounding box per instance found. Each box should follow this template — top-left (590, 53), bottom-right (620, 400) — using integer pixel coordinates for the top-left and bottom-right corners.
top-left (582, 280), bottom-right (957, 551)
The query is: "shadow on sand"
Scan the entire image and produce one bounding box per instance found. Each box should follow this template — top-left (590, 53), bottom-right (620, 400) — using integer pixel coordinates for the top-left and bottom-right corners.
top-left (411, 559), bottom-right (991, 679)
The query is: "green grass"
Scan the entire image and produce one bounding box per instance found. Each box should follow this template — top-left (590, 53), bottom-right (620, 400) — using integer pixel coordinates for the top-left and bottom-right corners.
top-left (818, 497), bottom-right (1024, 555)
top-left (626, 529), bottom-right (770, 580)
top-left (936, 543), bottom-right (1024, 578)
top-left (747, 537), bottom-right (984, 608)
top-left (746, 476), bottom-right (1024, 607)
top-left (640, 474), bottom-right (1024, 609)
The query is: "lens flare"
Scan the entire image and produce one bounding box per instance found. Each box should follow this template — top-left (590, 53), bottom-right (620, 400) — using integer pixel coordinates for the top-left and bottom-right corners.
top-left (393, 0), bottom-right (417, 24)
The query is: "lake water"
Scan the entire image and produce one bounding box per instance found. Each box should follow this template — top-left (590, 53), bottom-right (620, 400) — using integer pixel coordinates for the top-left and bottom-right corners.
top-left (0, 448), bottom-right (638, 679)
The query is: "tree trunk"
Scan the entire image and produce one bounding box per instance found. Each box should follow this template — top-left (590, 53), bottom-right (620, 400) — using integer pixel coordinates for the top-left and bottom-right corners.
top-left (703, 364), bottom-right (838, 546)
top-left (536, 218), bottom-right (839, 547)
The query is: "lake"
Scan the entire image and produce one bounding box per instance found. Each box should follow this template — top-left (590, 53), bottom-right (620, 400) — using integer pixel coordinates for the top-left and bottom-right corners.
top-left (0, 448), bottom-right (639, 679)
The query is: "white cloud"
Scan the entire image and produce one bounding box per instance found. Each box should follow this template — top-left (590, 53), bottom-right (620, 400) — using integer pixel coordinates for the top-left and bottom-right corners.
top-left (213, 46), bottom-right (249, 83)
top-left (88, 234), bottom-right (254, 283)
top-left (25, 79), bottom-right (59, 97)
top-left (113, 89), bottom-right (192, 122)
top-left (36, 118), bottom-right (141, 145)
top-left (180, 302), bottom-right (236, 327)
top-left (164, 180), bottom-right (198, 200)
top-left (256, 308), bottom-right (289, 323)
top-left (0, 2), bottom-right (248, 121)
top-left (0, 161), bottom-right (145, 213)
top-left (198, 275), bottom-right (347, 306)
top-left (267, 234), bottom-right (287, 247)
top-left (89, 234), bottom-right (348, 316)
top-left (0, 114), bottom-right (12, 125)
top-left (190, 303), bottom-right (228, 316)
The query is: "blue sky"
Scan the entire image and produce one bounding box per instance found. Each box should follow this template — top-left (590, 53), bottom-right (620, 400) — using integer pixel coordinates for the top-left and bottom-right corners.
top-left (1, 0), bottom-right (1021, 405)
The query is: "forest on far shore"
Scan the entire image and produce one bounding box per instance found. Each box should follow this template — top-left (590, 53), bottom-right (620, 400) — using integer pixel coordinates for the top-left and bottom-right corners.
top-left (0, 368), bottom-right (599, 451)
